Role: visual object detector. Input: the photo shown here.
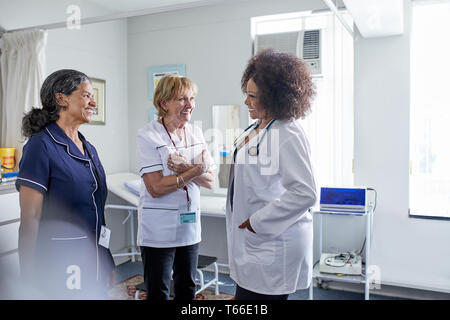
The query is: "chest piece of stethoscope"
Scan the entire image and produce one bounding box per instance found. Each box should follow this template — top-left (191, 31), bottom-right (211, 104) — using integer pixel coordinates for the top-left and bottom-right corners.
top-left (248, 146), bottom-right (258, 156)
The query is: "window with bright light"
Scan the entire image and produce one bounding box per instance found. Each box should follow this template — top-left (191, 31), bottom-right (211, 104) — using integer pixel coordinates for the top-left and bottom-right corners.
top-left (410, 1), bottom-right (450, 219)
top-left (251, 11), bottom-right (354, 189)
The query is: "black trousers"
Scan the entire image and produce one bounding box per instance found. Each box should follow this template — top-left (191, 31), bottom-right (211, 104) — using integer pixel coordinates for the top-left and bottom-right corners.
top-left (140, 243), bottom-right (199, 300)
top-left (235, 285), bottom-right (289, 300)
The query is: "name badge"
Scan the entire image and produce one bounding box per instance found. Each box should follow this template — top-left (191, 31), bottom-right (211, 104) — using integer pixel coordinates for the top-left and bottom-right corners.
top-left (98, 225), bottom-right (111, 249)
top-left (180, 212), bottom-right (196, 224)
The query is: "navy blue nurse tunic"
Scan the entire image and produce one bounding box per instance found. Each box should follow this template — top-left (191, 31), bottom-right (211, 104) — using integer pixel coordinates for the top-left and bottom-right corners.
top-left (16, 122), bottom-right (114, 299)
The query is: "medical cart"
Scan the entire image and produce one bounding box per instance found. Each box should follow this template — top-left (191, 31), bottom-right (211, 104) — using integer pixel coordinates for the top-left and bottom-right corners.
top-left (309, 205), bottom-right (374, 300)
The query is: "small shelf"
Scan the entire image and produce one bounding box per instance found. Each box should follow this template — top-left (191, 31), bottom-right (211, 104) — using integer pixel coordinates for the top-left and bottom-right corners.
top-left (309, 207), bottom-right (374, 300)
top-left (313, 210), bottom-right (368, 217)
top-left (0, 181), bottom-right (17, 195)
top-left (312, 264), bottom-right (366, 285)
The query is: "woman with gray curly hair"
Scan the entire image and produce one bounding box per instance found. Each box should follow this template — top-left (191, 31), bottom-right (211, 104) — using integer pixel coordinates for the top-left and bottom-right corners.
top-left (17, 69), bottom-right (114, 299)
top-left (226, 49), bottom-right (317, 300)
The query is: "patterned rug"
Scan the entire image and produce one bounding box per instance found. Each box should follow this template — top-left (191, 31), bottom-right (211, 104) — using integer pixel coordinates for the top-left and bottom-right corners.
top-left (108, 275), bottom-right (234, 300)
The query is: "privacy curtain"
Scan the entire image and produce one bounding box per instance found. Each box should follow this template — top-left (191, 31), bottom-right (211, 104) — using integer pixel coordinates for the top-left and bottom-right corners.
top-left (0, 29), bottom-right (47, 166)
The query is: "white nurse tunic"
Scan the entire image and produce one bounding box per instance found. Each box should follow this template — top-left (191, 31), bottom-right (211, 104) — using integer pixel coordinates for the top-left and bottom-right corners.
top-left (136, 119), bottom-right (209, 248)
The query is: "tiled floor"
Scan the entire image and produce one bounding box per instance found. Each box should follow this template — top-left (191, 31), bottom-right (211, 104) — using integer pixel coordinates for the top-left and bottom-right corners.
top-left (114, 261), bottom-right (403, 300)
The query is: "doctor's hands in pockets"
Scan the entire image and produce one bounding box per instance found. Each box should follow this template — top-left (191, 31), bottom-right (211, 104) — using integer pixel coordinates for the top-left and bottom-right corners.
top-left (168, 149), bottom-right (210, 175)
top-left (239, 218), bottom-right (255, 233)
top-left (241, 219), bottom-right (277, 266)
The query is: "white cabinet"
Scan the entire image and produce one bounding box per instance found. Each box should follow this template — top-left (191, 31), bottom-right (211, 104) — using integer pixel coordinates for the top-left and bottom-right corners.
top-left (0, 190), bottom-right (20, 221)
top-left (0, 190), bottom-right (21, 283)
top-left (0, 251), bottom-right (20, 278)
top-left (0, 222), bottom-right (20, 253)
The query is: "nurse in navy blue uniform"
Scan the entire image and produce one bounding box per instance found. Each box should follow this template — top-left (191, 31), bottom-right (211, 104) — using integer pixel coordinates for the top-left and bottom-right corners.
top-left (16, 69), bottom-right (115, 299)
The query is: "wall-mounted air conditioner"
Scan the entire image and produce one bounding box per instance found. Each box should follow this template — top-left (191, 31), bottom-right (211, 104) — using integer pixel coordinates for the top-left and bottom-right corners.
top-left (254, 29), bottom-right (322, 76)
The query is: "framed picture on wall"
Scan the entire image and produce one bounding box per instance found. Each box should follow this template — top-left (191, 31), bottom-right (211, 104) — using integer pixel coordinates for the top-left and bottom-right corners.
top-left (89, 77), bottom-right (106, 125)
top-left (147, 64), bottom-right (186, 101)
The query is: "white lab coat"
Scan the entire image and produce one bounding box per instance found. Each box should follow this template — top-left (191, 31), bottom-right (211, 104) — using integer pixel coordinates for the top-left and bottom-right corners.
top-left (226, 119), bottom-right (317, 295)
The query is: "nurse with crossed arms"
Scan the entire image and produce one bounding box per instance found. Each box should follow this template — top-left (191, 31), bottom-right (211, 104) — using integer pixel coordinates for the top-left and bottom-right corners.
top-left (136, 75), bottom-right (215, 300)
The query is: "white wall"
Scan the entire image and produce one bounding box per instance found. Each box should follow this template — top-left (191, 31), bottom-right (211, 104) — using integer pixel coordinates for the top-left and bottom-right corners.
top-left (353, 0), bottom-right (450, 293)
top-left (46, 20), bottom-right (129, 174)
top-left (126, 0), bottom-right (327, 173)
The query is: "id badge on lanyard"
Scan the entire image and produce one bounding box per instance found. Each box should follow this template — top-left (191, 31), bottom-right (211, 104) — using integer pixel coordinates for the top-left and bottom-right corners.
top-left (99, 225), bottom-right (111, 248)
top-left (179, 202), bottom-right (197, 224)
top-left (162, 118), bottom-right (194, 224)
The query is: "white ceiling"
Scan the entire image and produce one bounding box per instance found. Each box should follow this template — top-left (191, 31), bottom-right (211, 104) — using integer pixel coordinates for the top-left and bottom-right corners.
top-left (0, 0), bottom-right (406, 37)
top-left (0, 0), bottom-right (233, 31)
top-left (86, 0), bottom-right (207, 13)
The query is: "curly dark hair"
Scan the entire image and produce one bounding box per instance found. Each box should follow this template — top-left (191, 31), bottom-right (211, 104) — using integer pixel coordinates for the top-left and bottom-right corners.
top-left (241, 48), bottom-right (315, 120)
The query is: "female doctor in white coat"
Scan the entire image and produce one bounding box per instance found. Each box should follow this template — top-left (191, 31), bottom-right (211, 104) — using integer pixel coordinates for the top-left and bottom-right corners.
top-left (137, 75), bottom-right (215, 300)
top-left (226, 49), bottom-right (317, 300)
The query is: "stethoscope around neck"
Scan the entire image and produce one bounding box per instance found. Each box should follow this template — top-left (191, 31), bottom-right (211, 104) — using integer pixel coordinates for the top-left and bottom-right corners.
top-left (233, 119), bottom-right (276, 157)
